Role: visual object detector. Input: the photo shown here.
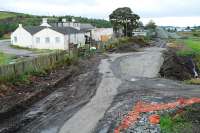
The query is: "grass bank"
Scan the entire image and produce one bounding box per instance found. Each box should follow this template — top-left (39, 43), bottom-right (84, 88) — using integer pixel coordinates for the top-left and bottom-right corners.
top-left (169, 33), bottom-right (200, 84)
top-left (0, 52), bottom-right (13, 65)
top-left (160, 104), bottom-right (200, 133)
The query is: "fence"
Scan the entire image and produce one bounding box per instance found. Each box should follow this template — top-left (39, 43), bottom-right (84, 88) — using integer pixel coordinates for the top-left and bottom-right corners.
top-left (0, 51), bottom-right (67, 80)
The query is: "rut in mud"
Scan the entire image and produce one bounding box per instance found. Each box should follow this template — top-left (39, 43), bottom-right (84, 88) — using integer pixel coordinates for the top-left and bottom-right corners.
top-left (0, 55), bottom-right (103, 133)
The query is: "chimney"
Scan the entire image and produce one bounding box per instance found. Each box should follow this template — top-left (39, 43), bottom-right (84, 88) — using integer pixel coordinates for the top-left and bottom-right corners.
top-left (40, 18), bottom-right (51, 27)
top-left (62, 18), bottom-right (67, 23)
top-left (43, 18), bottom-right (48, 23)
top-left (19, 24), bottom-right (22, 28)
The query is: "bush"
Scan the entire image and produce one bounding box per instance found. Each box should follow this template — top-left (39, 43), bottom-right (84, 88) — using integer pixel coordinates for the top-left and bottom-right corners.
top-left (192, 32), bottom-right (200, 37)
top-left (104, 36), bottom-right (149, 52)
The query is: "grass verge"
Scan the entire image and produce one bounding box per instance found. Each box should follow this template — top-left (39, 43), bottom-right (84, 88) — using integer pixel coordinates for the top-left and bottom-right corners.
top-left (160, 104), bottom-right (200, 133)
top-left (0, 52), bottom-right (14, 65)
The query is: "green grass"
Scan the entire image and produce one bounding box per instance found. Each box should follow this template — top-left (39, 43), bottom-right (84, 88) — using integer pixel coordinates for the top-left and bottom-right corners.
top-left (185, 78), bottom-right (200, 85)
top-left (184, 38), bottom-right (200, 53)
top-left (160, 114), bottom-right (192, 133)
top-left (177, 38), bottom-right (200, 56)
top-left (0, 52), bottom-right (13, 65)
top-left (0, 12), bottom-right (17, 19)
top-left (11, 45), bottom-right (56, 54)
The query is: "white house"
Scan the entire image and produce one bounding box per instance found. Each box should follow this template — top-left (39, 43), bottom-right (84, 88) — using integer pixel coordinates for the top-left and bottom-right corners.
top-left (11, 18), bottom-right (114, 50)
top-left (11, 18), bottom-right (93, 50)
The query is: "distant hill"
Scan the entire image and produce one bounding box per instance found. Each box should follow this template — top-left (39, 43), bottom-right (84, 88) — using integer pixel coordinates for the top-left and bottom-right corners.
top-left (0, 11), bottom-right (112, 38)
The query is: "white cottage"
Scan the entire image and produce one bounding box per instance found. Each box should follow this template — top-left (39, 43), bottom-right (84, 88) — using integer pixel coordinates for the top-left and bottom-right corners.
top-left (11, 18), bottom-right (93, 50)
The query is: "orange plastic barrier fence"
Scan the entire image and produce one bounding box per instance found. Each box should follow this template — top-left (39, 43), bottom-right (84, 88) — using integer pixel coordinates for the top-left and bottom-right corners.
top-left (114, 98), bottom-right (200, 133)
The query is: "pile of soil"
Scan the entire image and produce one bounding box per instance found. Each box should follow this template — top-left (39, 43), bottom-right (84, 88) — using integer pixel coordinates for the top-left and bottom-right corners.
top-left (160, 49), bottom-right (197, 80)
top-left (109, 37), bottom-right (149, 53)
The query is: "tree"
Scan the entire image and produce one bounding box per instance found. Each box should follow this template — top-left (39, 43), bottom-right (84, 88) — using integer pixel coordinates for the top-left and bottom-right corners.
top-left (145, 20), bottom-right (157, 30)
top-left (109, 7), bottom-right (140, 37)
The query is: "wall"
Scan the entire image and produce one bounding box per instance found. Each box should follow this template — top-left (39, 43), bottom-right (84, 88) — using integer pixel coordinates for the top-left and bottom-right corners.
top-left (92, 28), bottom-right (113, 41)
top-left (0, 51), bottom-right (66, 80)
top-left (11, 27), bottom-right (32, 48)
top-left (133, 32), bottom-right (147, 36)
top-left (33, 28), bottom-right (65, 50)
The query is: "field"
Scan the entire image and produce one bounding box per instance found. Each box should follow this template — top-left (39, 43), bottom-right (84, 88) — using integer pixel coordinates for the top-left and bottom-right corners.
top-left (0, 12), bottom-right (17, 20)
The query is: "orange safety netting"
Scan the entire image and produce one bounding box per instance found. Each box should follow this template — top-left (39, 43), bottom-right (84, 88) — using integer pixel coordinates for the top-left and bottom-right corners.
top-left (114, 98), bottom-right (200, 133)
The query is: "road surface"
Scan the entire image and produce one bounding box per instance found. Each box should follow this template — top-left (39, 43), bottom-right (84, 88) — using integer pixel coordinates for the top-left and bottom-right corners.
top-left (0, 39), bottom-right (37, 56)
top-left (58, 47), bottom-right (166, 133)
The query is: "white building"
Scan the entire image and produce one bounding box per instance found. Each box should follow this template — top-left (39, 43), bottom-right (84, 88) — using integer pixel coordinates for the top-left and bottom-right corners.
top-left (11, 18), bottom-right (113, 50)
top-left (11, 18), bottom-right (93, 50)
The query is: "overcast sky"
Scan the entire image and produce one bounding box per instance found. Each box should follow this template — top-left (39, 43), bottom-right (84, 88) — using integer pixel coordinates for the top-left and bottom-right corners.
top-left (1, 0), bottom-right (200, 26)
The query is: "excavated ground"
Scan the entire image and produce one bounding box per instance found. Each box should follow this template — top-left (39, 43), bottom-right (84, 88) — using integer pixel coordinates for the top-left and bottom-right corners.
top-left (0, 40), bottom-right (199, 133)
top-left (0, 54), bottom-right (104, 133)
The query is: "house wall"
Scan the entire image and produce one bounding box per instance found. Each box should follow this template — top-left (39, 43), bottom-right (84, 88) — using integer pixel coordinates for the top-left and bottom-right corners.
top-left (11, 25), bottom-right (86, 50)
top-left (92, 28), bottom-right (113, 41)
top-left (11, 27), bottom-right (32, 48)
top-left (33, 28), bottom-right (65, 50)
top-left (133, 32), bottom-right (147, 36)
top-left (65, 33), bottom-right (85, 46)
top-left (77, 33), bottom-right (85, 44)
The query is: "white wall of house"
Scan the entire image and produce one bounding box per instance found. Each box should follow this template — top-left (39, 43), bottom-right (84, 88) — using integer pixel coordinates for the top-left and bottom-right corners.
top-left (11, 25), bottom-right (32, 48)
top-left (133, 32), bottom-right (147, 36)
top-left (76, 33), bottom-right (85, 44)
top-left (33, 28), bottom-right (66, 50)
top-left (92, 28), bottom-right (113, 41)
top-left (65, 33), bottom-right (85, 45)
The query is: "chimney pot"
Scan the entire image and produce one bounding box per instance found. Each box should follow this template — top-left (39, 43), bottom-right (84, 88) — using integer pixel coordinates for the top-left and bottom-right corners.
top-left (62, 18), bottom-right (67, 23)
top-left (19, 24), bottom-right (22, 28)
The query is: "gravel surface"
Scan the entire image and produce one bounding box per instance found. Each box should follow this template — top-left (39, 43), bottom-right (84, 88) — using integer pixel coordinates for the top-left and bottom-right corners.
top-left (94, 47), bottom-right (200, 133)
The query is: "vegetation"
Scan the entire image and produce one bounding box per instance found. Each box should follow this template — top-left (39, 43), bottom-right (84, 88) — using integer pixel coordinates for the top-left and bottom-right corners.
top-left (104, 36), bottom-right (149, 52)
top-left (109, 7), bottom-right (140, 37)
top-left (171, 32), bottom-right (200, 83)
top-left (160, 104), bottom-right (200, 133)
top-left (11, 45), bottom-right (55, 54)
top-left (185, 78), bottom-right (200, 85)
top-left (160, 114), bottom-right (192, 133)
top-left (0, 52), bottom-right (13, 65)
top-left (145, 20), bottom-right (157, 30)
top-left (0, 11), bottom-right (17, 19)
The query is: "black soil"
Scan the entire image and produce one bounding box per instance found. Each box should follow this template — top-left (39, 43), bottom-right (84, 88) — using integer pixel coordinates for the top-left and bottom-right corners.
top-left (160, 49), bottom-right (196, 80)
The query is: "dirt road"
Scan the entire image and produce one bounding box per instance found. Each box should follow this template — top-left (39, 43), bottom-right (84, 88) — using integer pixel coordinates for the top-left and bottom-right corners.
top-left (2, 46), bottom-right (199, 133)
top-left (58, 47), bottom-right (166, 133)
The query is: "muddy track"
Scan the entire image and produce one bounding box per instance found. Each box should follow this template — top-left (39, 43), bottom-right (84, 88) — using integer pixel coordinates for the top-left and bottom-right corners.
top-left (0, 55), bottom-right (103, 133)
